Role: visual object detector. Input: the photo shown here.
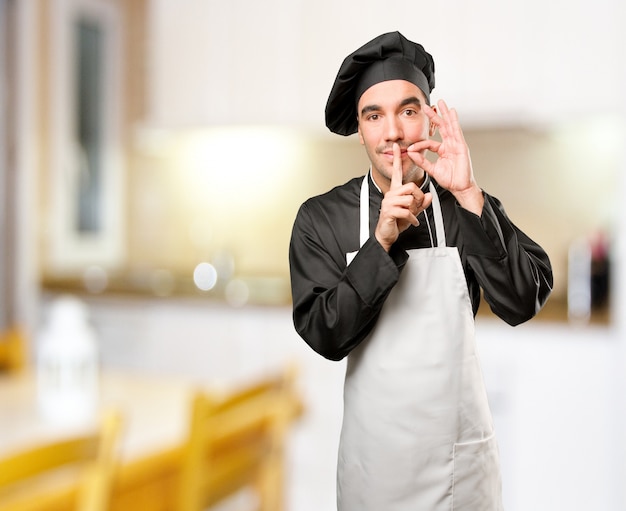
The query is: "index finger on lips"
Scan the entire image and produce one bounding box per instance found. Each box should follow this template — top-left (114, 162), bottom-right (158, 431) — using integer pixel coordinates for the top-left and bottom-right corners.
top-left (390, 142), bottom-right (402, 190)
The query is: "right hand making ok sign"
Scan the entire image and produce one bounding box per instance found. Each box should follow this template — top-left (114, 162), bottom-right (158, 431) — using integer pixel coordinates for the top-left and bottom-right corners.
top-left (375, 143), bottom-right (433, 252)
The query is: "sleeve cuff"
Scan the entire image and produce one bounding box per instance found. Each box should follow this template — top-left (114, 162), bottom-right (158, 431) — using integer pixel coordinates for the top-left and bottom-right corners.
top-left (345, 238), bottom-right (406, 305)
top-left (456, 194), bottom-right (508, 258)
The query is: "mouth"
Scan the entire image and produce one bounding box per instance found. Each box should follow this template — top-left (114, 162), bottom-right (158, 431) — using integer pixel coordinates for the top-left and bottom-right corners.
top-left (381, 147), bottom-right (409, 161)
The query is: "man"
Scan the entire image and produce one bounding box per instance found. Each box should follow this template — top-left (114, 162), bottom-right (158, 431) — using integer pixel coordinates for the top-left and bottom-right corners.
top-left (289, 31), bottom-right (552, 510)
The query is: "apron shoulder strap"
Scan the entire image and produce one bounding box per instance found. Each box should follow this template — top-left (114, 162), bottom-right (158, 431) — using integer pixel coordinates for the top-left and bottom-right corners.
top-left (359, 175), bottom-right (370, 247)
top-left (429, 182), bottom-right (446, 247)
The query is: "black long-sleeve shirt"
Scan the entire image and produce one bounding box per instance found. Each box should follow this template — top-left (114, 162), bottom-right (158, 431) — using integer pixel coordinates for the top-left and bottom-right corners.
top-left (289, 172), bottom-right (553, 361)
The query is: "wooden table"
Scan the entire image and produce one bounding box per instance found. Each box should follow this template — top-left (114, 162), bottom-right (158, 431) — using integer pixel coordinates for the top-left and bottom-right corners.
top-left (0, 370), bottom-right (217, 510)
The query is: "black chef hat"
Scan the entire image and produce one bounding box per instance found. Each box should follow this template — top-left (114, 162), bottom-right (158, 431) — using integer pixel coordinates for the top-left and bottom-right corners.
top-left (325, 31), bottom-right (435, 136)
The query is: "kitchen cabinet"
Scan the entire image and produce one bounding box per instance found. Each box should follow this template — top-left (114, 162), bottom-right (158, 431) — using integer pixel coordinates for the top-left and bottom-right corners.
top-left (145, 0), bottom-right (624, 129)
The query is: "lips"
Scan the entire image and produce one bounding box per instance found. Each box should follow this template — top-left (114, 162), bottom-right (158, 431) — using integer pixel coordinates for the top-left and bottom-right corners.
top-left (381, 147), bottom-right (408, 159)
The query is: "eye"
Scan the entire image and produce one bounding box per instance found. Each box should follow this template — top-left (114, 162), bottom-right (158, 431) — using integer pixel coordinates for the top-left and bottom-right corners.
top-left (403, 109), bottom-right (417, 117)
top-left (366, 114), bottom-right (380, 121)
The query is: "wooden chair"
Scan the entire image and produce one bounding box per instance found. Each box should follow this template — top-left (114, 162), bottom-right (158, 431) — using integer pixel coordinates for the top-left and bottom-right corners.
top-left (176, 364), bottom-right (302, 511)
top-left (0, 326), bottom-right (28, 373)
top-left (0, 411), bottom-right (122, 511)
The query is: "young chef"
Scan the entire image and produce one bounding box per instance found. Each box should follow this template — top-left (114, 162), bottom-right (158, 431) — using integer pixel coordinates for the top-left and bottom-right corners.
top-left (289, 31), bottom-right (553, 510)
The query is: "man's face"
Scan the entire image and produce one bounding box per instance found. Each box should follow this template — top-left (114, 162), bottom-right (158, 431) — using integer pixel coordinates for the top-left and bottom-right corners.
top-left (357, 79), bottom-right (434, 190)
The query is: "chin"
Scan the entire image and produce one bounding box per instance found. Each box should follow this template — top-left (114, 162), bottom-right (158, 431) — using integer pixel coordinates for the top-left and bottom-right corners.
top-left (405, 167), bottom-right (425, 184)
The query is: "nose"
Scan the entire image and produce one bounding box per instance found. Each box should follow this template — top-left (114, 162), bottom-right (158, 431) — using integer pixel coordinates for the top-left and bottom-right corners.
top-left (383, 115), bottom-right (403, 141)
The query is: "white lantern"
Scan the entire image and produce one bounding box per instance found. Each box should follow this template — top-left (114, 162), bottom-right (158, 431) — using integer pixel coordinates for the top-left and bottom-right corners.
top-left (37, 295), bottom-right (100, 423)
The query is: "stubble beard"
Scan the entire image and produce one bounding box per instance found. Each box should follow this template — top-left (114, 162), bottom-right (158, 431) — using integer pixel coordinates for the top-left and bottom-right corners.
top-left (373, 154), bottom-right (426, 187)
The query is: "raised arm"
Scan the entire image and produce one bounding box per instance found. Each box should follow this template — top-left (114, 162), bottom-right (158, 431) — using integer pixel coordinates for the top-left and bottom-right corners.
top-left (408, 99), bottom-right (484, 216)
top-left (289, 199), bottom-right (406, 361)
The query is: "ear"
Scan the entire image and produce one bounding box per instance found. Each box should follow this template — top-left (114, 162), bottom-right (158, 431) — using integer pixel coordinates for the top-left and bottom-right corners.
top-left (428, 105), bottom-right (438, 137)
top-left (357, 121), bottom-right (365, 145)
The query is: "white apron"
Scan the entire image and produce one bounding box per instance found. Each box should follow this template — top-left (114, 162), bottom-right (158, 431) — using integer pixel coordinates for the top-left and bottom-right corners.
top-left (338, 175), bottom-right (503, 510)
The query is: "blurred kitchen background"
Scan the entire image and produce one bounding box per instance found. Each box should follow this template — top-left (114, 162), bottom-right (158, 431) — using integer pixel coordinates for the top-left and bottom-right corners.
top-left (2, 0), bottom-right (626, 509)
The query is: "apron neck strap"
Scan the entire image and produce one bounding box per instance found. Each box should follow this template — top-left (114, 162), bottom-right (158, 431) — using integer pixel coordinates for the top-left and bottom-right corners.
top-left (429, 181), bottom-right (446, 247)
top-left (359, 174), bottom-right (371, 247)
top-left (359, 172), bottom-right (446, 248)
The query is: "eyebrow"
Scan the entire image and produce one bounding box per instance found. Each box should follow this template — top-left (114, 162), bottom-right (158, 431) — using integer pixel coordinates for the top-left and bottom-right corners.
top-left (399, 96), bottom-right (422, 108)
top-left (360, 96), bottom-right (422, 117)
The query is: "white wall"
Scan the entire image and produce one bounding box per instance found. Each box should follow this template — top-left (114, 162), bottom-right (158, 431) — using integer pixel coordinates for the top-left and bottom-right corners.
top-left (476, 320), bottom-right (623, 510)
